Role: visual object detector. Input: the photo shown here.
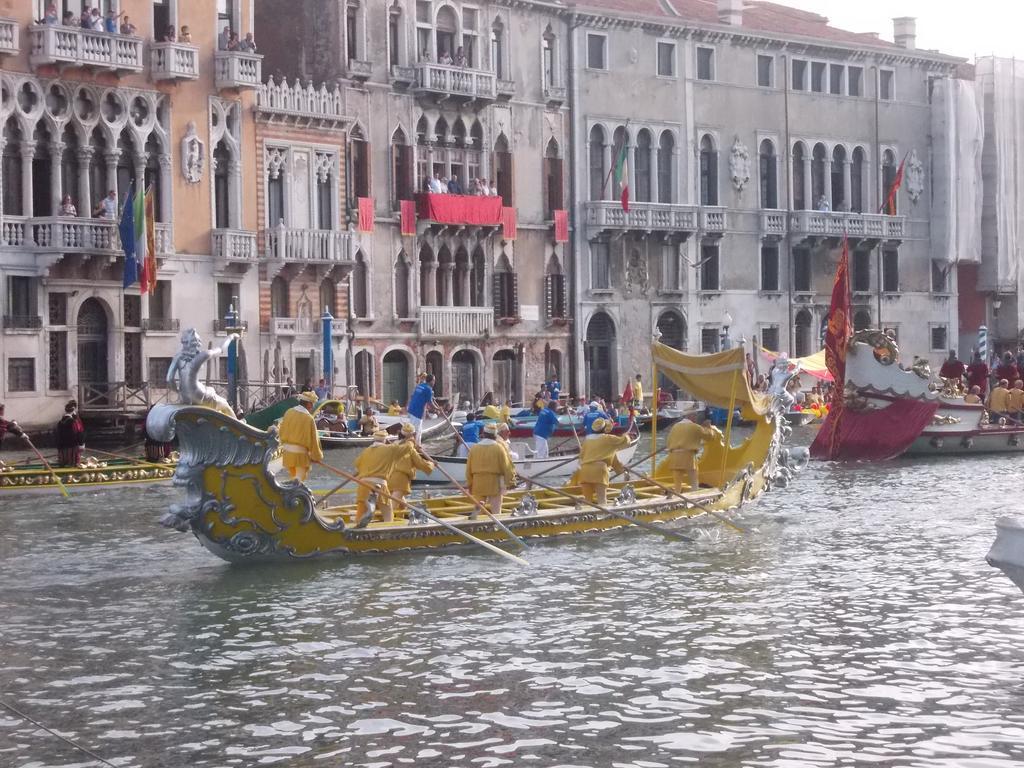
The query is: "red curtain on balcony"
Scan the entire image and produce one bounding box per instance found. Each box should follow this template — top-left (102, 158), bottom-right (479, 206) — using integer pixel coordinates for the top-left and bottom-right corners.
top-left (400, 200), bottom-right (417, 236)
top-left (415, 193), bottom-right (503, 226)
top-left (501, 207), bottom-right (517, 241)
top-left (554, 210), bottom-right (569, 243)
top-left (358, 197), bottom-right (375, 233)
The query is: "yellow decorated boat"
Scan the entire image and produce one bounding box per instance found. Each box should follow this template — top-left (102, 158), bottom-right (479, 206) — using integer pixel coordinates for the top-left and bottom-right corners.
top-left (150, 336), bottom-right (807, 563)
top-left (0, 456), bottom-right (176, 495)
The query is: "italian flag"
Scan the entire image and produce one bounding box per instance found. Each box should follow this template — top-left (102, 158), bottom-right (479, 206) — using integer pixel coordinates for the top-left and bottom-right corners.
top-left (613, 141), bottom-right (630, 212)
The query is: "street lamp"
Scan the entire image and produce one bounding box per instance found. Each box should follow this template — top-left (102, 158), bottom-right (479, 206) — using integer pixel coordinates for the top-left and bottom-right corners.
top-left (721, 310), bottom-right (733, 350)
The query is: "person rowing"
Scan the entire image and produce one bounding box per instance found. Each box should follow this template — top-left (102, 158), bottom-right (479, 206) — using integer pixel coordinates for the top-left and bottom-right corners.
top-left (386, 423), bottom-right (435, 512)
top-left (532, 397), bottom-right (559, 459)
top-left (465, 422), bottom-right (516, 518)
top-left (353, 430), bottom-right (408, 527)
top-left (570, 417), bottom-right (630, 504)
top-left (278, 391), bottom-right (323, 483)
top-left (665, 415), bottom-right (723, 493)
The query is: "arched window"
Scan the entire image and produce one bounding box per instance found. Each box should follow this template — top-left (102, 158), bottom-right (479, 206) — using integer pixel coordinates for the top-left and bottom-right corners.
top-left (491, 18), bottom-right (505, 79)
top-left (351, 250), bottom-right (368, 318)
top-left (699, 134), bottom-right (718, 206)
top-left (453, 247), bottom-right (470, 306)
top-left (391, 126), bottom-right (413, 206)
top-left (468, 120), bottom-right (484, 184)
top-left (349, 125), bottom-right (370, 203)
top-left (492, 253), bottom-right (518, 319)
top-left (759, 139), bottom-right (777, 209)
top-left (493, 133), bottom-right (512, 204)
top-left (394, 252), bottom-right (410, 318)
top-left (419, 244), bottom-right (435, 306)
top-left (32, 122), bottom-right (53, 217)
top-left (60, 126), bottom-right (80, 214)
top-left (542, 26), bottom-right (557, 87)
top-left (2, 118), bottom-right (22, 216)
top-left (544, 138), bottom-right (563, 217)
top-left (213, 139), bottom-right (231, 229)
top-left (811, 143), bottom-right (827, 207)
top-left (319, 278), bottom-right (336, 316)
top-left (792, 142), bottom-right (806, 210)
top-left (851, 147), bottom-right (865, 212)
top-left (545, 254), bottom-right (567, 319)
top-left (270, 276), bottom-right (289, 318)
top-left (115, 128), bottom-right (135, 205)
top-left (388, 3), bottom-right (402, 67)
top-left (470, 246), bottom-right (486, 306)
top-left (436, 246), bottom-right (452, 307)
top-left (589, 125), bottom-right (606, 201)
top-left (635, 129), bottom-right (652, 203)
top-left (831, 145), bottom-right (847, 211)
top-left (585, 312), bottom-right (616, 400)
top-left (794, 309), bottom-right (813, 358)
top-left (436, 5), bottom-right (457, 63)
top-left (657, 131), bottom-right (674, 204)
top-left (854, 310), bottom-right (871, 331)
top-left (144, 133), bottom-right (164, 223)
top-left (882, 149), bottom-right (898, 214)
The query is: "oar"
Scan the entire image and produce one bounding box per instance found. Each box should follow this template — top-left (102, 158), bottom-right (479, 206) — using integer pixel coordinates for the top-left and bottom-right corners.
top-left (523, 474), bottom-right (694, 543)
top-left (609, 441), bottom-right (671, 481)
top-left (23, 437), bottom-right (70, 498)
top-left (628, 468), bottom-right (748, 534)
top-left (317, 478), bottom-right (351, 508)
top-left (314, 461), bottom-right (529, 566)
top-left (84, 447), bottom-right (173, 470)
top-left (416, 444), bottom-right (528, 551)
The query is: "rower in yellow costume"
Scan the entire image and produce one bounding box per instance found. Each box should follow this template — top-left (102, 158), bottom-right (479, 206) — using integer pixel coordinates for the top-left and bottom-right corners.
top-left (278, 390), bottom-right (324, 482)
top-left (465, 422), bottom-right (516, 517)
top-left (571, 417), bottom-right (630, 504)
top-left (666, 416), bottom-right (723, 492)
top-left (387, 423), bottom-right (435, 512)
top-left (353, 430), bottom-right (409, 527)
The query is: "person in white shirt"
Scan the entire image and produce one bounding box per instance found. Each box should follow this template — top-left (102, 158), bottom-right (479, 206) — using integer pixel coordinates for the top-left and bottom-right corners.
top-left (94, 190), bottom-right (117, 219)
top-left (428, 176), bottom-right (444, 194)
top-left (59, 194), bottom-right (77, 217)
top-left (489, 180), bottom-right (498, 197)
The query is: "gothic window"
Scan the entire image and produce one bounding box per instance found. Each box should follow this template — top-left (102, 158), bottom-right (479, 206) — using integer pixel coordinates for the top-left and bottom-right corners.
top-left (319, 278), bottom-right (336, 317)
top-left (792, 141), bottom-right (806, 210)
top-left (470, 247), bottom-right (486, 306)
top-left (544, 256), bottom-right (567, 319)
top-left (589, 125), bottom-right (606, 201)
top-left (213, 139), bottom-right (231, 229)
top-left (699, 134), bottom-right (718, 206)
top-left (391, 127), bottom-right (414, 206)
top-left (811, 142), bottom-right (827, 207)
top-left (831, 145), bottom-right (847, 210)
top-left (635, 129), bottom-right (652, 204)
top-left (882, 149), bottom-right (898, 214)
top-left (544, 139), bottom-right (563, 217)
top-left (394, 252), bottom-right (410, 318)
top-left (658, 131), bottom-right (674, 204)
top-left (349, 126), bottom-right (370, 203)
top-left (493, 133), bottom-right (512, 205)
top-left (435, 5), bottom-right (457, 63)
top-left (492, 255), bottom-right (518, 319)
top-left (270, 276), bottom-right (289, 318)
top-left (3, 119), bottom-right (23, 215)
top-left (352, 250), bottom-right (369, 317)
top-left (851, 147), bottom-right (866, 212)
top-left (542, 27), bottom-right (557, 87)
top-left (759, 139), bottom-right (777, 209)
top-left (491, 18), bottom-right (505, 78)
top-left (31, 122), bottom-right (53, 217)
top-left (144, 133), bottom-right (165, 223)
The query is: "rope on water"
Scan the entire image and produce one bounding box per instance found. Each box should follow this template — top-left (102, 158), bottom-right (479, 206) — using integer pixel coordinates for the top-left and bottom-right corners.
top-left (0, 695), bottom-right (119, 768)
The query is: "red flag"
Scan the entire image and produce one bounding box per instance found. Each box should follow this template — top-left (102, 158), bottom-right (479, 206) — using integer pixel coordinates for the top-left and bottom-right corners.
top-left (400, 199), bottom-right (416, 236)
top-left (554, 209), bottom-right (569, 243)
top-left (882, 154), bottom-right (906, 216)
top-left (621, 381), bottom-right (634, 404)
top-left (501, 206), bottom-right (517, 241)
top-left (358, 197), bottom-right (375, 233)
top-left (810, 235), bottom-right (852, 460)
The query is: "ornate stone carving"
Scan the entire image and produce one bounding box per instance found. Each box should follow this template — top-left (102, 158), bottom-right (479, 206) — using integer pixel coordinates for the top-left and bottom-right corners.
top-left (266, 146), bottom-right (288, 180)
top-left (905, 148), bottom-right (924, 204)
top-left (181, 120), bottom-right (204, 183)
top-left (729, 136), bottom-right (751, 193)
top-left (624, 249), bottom-right (649, 298)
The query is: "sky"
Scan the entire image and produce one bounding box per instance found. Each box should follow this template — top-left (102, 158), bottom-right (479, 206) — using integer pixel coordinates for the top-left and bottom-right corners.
top-left (778, 0), bottom-right (1024, 61)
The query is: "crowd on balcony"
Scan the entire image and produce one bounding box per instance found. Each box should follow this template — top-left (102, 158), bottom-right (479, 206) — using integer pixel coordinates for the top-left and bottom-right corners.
top-left (218, 26), bottom-right (257, 53)
top-left (422, 175), bottom-right (498, 197)
top-left (159, 25), bottom-right (192, 43)
top-left (420, 46), bottom-right (469, 68)
top-left (38, 4), bottom-right (136, 36)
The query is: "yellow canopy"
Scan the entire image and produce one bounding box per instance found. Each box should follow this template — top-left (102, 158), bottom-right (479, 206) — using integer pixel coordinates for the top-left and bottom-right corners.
top-left (760, 348), bottom-right (833, 381)
top-left (652, 342), bottom-right (771, 418)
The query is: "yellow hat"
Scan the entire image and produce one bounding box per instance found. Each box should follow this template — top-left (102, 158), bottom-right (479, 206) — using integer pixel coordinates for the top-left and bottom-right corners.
top-left (591, 417), bottom-right (610, 433)
top-left (296, 391), bottom-right (317, 404)
top-left (400, 422), bottom-right (416, 437)
top-left (372, 429), bottom-right (391, 442)
top-left (483, 405), bottom-right (501, 420)
top-left (483, 421), bottom-right (499, 436)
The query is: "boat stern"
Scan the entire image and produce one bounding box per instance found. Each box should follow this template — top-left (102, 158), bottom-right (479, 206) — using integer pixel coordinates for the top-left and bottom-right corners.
top-left (987, 516), bottom-right (1024, 594)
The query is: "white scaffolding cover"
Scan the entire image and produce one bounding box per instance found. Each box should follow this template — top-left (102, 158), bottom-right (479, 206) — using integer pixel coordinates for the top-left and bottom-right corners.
top-left (931, 77), bottom-right (983, 265)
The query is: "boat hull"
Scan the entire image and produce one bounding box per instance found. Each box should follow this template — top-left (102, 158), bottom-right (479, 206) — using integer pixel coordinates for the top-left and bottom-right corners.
top-left (905, 427), bottom-right (1024, 456)
top-left (319, 415), bottom-right (452, 449)
top-left (988, 517), bottom-right (1024, 594)
top-left (0, 460), bottom-right (176, 495)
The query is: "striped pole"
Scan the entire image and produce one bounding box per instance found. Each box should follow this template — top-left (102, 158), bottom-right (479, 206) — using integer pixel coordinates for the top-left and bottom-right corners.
top-left (978, 325), bottom-right (988, 362)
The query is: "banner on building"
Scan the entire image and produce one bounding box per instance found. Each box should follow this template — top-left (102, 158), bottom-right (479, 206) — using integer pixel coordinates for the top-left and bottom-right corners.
top-left (501, 206), bottom-right (517, 241)
top-left (554, 210), bottom-right (569, 243)
top-left (400, 199), bottom-right (417, 236)
top-left (358, 197), bottom-right (375, 233)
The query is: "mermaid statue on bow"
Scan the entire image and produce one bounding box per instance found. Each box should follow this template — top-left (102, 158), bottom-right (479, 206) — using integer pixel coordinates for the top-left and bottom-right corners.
top-left (166, 328), bottom-right (238, 418)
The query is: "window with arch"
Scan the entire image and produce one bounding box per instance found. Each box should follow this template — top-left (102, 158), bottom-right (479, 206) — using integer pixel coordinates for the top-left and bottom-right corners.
top-left (811, 143), bottom-right (827, 208)
top-left (657, 311), bottom-right (687, 351)
top-left (589, 125), bottom-right (606, 201)
top-left (461, 7), bottom-right (478, 67)
top-left (349, 126), bottom-right (370, 204)
top-left (882, 149), bottom-right (898, 214)
top-left (345, 1), bottom-right (363, 62)
top-left (492, 254), bottom-right (518, 320)
top-left (418, 244), bottom-right (435, 306)
top-left (544, 138), bottom-right (563, 217)
top-left (213, 139), bottom-right (232, 229)
top-left (435, 5), bottom-right (457, 63)
top-left (699, 134), bottom-right (718, 206)
top-left (831, 145), bottom-right (847, 210)
top-left (394, 251), bottom-right (410, 317)
top-left (436, 246), bottom-right (452, 306)
top-left (60, 126), bottom-right (80, 213)
top-left (542, 26), bottom-right (557, 88)
top-left (470, 247), bottom-right (486, 306)
top-left (493, 134), bottom-right (512, 205)
top-left (792, 142), bottom-right (806, 210)
top-left (635, 129), bottom-right (652, 203)
top-left (391, 127), bottom-right (413, 206)
top-left (319, 278), bottom-right (337, 316)
top-left (144, 133), bottom-right (166, 223)
top-left (31, 122), bottom-right (54, 217)
top-left (759, 139), bottom-right (777, 209)
top-left (851, 147), bottom-right (865, 212)
top-left (453, 248), bottom-right (471, 307)
top-left (657, 131), bottom-right (674, 204)
top-left (270, 276), bottom-right (289, 318)
top-left (491, 18), bottom-right (506, 78)
top-left (468, 120), bottom-right (484, 186)
top-left (2, 119), bottom-right (22, 215)
top-left (351, 251), bottom-right (369, 318)
top-left (544, 255), bottom-right (567, 320)
top-left (853, 310), bottom-right (871, 331)
top-left (388, 4), bottom-right (403, 67)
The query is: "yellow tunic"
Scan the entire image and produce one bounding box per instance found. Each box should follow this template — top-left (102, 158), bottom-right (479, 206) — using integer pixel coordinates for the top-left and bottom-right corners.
top-left (573, 433), bottom-right (630, 485)
top-left (354, 443), bottom-right (409, 511)
top-left (989, 386), bottom-right (1011, 413)
top-left (500, 404), bottom-right (511, 423)
top-left (666, 421), bottom-right (721, 471)
top-left (465, 439), bottom-right (516, 497)
top-left (278, 406), bottom-right (324, 471)
top-left (387, 444), bottom-right (434, 497)
top-left (1007, 387), bottom-right (1024, 412)
top-left (633, 380), bottom-right (644, 404)
top-left (387, 405), bottom-right (402, 416)
top-left (964, 393), bottom-right (981, 405)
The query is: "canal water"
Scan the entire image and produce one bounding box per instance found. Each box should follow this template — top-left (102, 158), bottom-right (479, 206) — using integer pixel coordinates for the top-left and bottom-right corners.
top-left (1, 429), bottom-right (1022, 767)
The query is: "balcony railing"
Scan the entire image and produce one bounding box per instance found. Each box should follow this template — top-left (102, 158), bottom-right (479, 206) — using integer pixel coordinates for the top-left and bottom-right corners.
top-left (760, 211), bottom-right (787, 237)
top-left (272, 316), bottom-right (347, 337)
top-left (496, 79), bottom-right (515, 99)
top-left (142, 317), bottom-right (180, 333)
top-left (543, 84), bottom-right (566, 107)
top-left (262, 226), bottom-right (352, 263)
top-left (701, 208), bottom-right (727, 234)
top-left (212, 229), bottom-right (258, 262)
top-left (3, 315), bottom-right (42, 332)
top-left (154, 222), bottom-right (173, 255)
top-left (348, 59), bottom-right (373, 81)
top-left (151, 41), bottom-right (199, 81)
top-left (414, 62), bottom-right (496, 101)
top-left (791, 210), bottom-right (906, 242)
top-left (29, 25), bottom-right (143, 72)
top-left (583, 200), bottom-right (698, 235)
top-left (215, 50), bottom-right (262, 90)
top-left (78, 382), bottom-right (150, 413)
top-left (391, 65), bottom-right (416, 86)
top-left (0, 217), bottom-right (173, 256)
top-left (255, 77), bottom-right (349, 127)
top-left (418, 306), bottom-right (494, 338)
top-left (213, 318), bottom-right (249, 334)
top-left (0, 18), bottom-right (19, 56)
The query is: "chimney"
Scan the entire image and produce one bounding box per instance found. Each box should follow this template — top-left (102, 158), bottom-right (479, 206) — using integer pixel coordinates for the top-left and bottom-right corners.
top-left (893, 16), bottom-right (916, 50)
top-left (718, 0), bottom-right (742, 26)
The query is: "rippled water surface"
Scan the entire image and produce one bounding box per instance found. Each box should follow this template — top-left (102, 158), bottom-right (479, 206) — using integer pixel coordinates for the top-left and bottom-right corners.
top-left (1, 434), bottom-right (1023, 767)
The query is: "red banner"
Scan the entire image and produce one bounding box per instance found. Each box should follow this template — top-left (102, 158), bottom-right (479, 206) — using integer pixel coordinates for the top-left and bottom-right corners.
top-left (415, 193), bottom-right (502, 226)
top-left (810, 236), bottom-right (852, 460)
top-left (501, 206), bottom-right (517, 241)
top-left (554, 209), bottom-right (569, 243)
top-left (400, 199), bottom-right (417, 236)
top-left (358, 197), bottom-right (374, 233)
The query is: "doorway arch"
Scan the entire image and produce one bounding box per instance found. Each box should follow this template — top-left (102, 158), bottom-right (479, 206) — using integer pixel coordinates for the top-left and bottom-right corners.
top-left (492, 349), bottom-right (520, 405)
top-left (382, 349), bottom-right (412, 406)
top-left (451, 349), bottom-right (480, 408)
top-left (585, 312), bottom-right (616, 400)
top-left (794, 309), bottom-right (813, 358)
top-left (77, 297), bottom-right (109, 403)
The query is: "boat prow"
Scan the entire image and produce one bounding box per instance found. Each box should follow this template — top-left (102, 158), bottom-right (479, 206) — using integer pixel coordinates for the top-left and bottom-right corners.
top-left (988, 517), bottom-right (1024, 594)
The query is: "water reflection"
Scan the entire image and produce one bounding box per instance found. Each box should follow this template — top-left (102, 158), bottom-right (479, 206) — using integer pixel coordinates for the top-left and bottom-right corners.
top-left (1, 437), bottom-right (1022, 766)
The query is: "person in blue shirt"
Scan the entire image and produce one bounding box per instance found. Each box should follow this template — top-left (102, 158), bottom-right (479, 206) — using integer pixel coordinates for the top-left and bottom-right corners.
top-left (406, 373), bottom-right (434, 441)
top-left (548, 379), bottom-right (561, 404)
top-left (458, 415), bottom-right (484, 457)
top-left (583, 402), bottom-right (610, 434)
top-left (532, 399), bottom-right (560, 458)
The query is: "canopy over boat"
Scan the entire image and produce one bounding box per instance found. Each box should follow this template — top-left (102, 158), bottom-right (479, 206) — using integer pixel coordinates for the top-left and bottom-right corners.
top-left (760, 348), bottom-right (833, 382)
top-left (652, 342), bottom-right (771, 420)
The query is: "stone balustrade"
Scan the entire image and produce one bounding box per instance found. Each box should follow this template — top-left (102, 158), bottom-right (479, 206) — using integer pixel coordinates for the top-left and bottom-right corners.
top-left (414, 62), bottom-right (497, 101)
top-left (151, 41), bottom-right (199, 81)
top-left (0, 18), bottom-right (19, 56)
top-left (212, 229), bottom-right (258, 262)
top-left (262, 226), bottom-right (352, 263)
top-left (418, 306), bottom-right (494, 338)
top-left (29, 24), bottom-right (143, 72)
top-left (214, 50), bottom-right (262, 90)
top-left (584, 200), bottom-right (699, 235)
top-left (791, 210), bottom-right (906, 242)
top-left (256, 77), bottom-right (349, 124)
